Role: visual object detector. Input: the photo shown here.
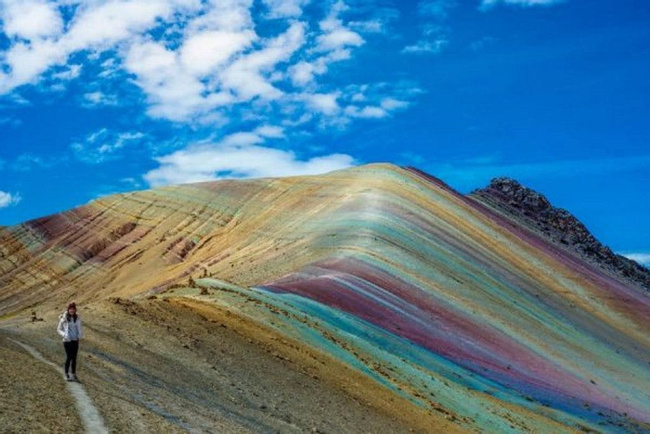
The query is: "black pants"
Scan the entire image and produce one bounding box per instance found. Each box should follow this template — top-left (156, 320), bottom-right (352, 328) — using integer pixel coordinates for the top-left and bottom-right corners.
top-left (63, 340), bottom-right (79, 374)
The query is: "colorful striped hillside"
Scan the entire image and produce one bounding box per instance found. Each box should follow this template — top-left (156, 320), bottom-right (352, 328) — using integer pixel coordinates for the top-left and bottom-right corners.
top-left (1, 164), bottom-right (648, 432)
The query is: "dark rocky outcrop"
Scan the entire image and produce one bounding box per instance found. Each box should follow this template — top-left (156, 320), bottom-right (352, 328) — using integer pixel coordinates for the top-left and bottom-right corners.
top-left (471, 177), bottom-right (649, 290)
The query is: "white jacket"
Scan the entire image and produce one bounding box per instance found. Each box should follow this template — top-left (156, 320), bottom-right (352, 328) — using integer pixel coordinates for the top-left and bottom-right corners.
top-left (57, 312), bottom-right (83, 342)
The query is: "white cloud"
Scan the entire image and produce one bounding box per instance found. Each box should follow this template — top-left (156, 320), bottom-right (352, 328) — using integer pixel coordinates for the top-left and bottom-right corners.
top-left (348, 20), bottom-right (384, 33)
top-left (288, 1), bottom-right (368, 87)
top-left (71, 129), bottom-right (146, 164)
top-left (286, 83), bottom-right (413, 128)
top-left (344, 105), bottom-right (386, 119)
top-left (185, 0), bottom-right (252, 33)
top-left (220, 21), bottom-right (306, 101)
top-left (349, 6), bottom-right (399, 35)
top-left (480, 0), bottom-right (565, 9)
top-left (0, 0), bottom-right (419, 160)
top-left (122, 16), bottom-right (306, 122)
top-left (97, 57), bottom-right (120, 78)
top-left (262, 0), bottom-right (310, 18)
top-left (83, 91), bottom-right (118, 107)
top-left (0, 0), bottom-right (196, 92)
top-left (289, 61), bottom-right (321, 87)
top-left (316, 26), bottom-right (364, 52)
top-left (144, 130), bottom-right (355, 187)
top-left (343, 96), bottom-right (410, 119)
top-left (0, 0), bottom-right (410, 127)
top-left (2, 40), bottom-right (67, 91)
top-left (124, 39), bottom-right (224, 122)
top-left (255, 125), bottom-right (285, 138)
top-left (0, 191), bottom-right (21, 208)
top-left (316, 2), bottom-right (364, 52)
top-left (179, 30), bottom-right (256, 76)
top-left (621, 253), bottom-right (650, 267)
top-left (51, 64), bottom-right (82, 81)
top-left (63, 0), bottom-right (194, 51)
top-left (279, 1), bottom-right (366, 90)
top-left (1, 0), bottom-right (63, 40)
top-left (381, 97), bottom-right (410, 110)
top-left (303, 92), bottom-right (340, 115)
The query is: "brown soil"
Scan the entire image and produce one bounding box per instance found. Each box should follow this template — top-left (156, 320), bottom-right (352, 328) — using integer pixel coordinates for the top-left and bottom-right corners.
top-left (0, 298), bottom-right (463, 433)
top-left (0, 332), bottom-right (82, 433)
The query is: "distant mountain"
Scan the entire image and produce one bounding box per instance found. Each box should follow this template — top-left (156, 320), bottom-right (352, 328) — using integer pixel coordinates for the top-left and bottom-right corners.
top-left (1, 164), bottom-right (648, 432)
top-left (471, 177), bottom-right (649, 290)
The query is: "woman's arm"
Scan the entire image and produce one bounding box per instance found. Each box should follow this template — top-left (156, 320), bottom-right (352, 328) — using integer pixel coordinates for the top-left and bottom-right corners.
top-left (57, 316), bottom-right (66, 337)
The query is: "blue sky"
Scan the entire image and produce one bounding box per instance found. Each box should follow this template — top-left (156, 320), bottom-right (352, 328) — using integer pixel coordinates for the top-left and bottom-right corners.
top-left (0, 0), bottom-right (648, 265)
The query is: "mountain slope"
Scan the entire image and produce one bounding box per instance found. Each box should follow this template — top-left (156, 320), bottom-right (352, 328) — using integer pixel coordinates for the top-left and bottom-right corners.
top-left (1, 164), bottom-right (648, 432)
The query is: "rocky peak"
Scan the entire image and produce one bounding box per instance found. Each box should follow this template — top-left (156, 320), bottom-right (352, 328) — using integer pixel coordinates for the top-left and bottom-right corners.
top-left (471, 177), bottom-right (649, 290)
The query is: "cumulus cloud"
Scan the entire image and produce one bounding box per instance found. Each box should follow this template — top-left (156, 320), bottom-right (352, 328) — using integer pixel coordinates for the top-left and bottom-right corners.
top-left (303, 92), bottom-right (340, 115)
top-left (285, 83), bottom-right (413, 128)
top-left (255, 125), bottom-right (285, 138)
top-left (0, 191), bottom-right (21, 208)
top-left (262, 0), bottom-right (310, 18)
top-left (124, 39), bottom-right (227, 122)
top-left (342, 94), bottom-right (409, 119)
top-left (1, 0), bottom-right (63, 40)
top-left (287, 1), bottom-right (364, 88)
top-left (0, 0), bottom-right (413, 129)
top-left (316, 4), bottom-right (364, 52)
top-left (220, 21), bottom-right (306, 101)
top-left (144, 130), bottom-right (355, 187)
top-left (180, 30), bottom-right (255, 76)
top-left (480, 0), bottom-right (565, 9)
top-left (0, 0), bottom-right (196, 93)
top-left (1, 0), bottom-right (418, 187)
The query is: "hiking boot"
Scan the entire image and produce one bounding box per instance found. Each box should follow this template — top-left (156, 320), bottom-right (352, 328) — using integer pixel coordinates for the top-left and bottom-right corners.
top-left (64, 373), bottom-right (72, 381)
top-left (70, 373), bottom-right (78, 382)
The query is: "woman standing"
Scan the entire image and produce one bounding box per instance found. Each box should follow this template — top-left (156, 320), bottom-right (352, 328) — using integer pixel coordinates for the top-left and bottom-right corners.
top-left (57, 302), bottom-right (83, 381)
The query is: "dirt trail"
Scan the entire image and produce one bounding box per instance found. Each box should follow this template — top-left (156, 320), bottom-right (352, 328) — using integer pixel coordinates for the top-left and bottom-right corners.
top-left (9, 338), bottom-right (109, 434)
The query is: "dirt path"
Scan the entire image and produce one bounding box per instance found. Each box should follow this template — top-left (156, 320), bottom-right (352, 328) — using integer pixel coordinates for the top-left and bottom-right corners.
top-left (2, 298), bottom-right (459, 433)
top-left (9, 338), bottom-right (109, 434)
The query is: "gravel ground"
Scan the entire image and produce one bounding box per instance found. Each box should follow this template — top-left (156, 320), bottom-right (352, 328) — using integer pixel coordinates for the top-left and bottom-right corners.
top-left (1, 298), bottom-right (459, 433)
top-left (0, 331), bottom-right (82, 433)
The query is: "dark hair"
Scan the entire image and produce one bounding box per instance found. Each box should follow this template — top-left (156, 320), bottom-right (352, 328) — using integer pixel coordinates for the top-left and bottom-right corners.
top-left (66, 302), bottom-right (78, 322)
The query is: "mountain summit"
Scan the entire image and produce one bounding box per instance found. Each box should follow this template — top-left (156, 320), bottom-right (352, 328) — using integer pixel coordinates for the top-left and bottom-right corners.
top-left (1, 164), bottom-right (648, 432)
top-left (472, 177), bottom-right (649, 289)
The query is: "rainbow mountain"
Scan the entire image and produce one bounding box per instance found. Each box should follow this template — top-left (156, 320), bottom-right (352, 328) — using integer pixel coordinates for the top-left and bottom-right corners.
top-left (1, 164), bottom-right (648, 432)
